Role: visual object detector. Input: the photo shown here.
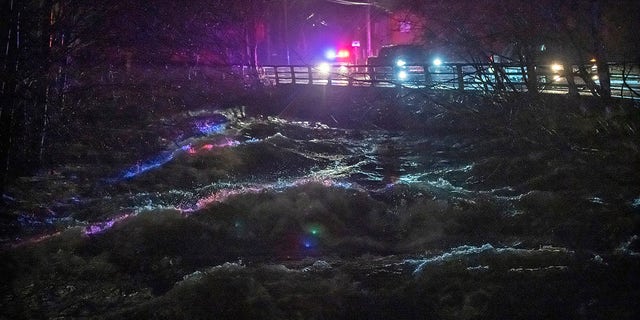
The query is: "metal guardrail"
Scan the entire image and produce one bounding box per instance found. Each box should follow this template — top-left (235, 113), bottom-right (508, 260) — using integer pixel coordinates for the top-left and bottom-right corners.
top-left (260, 63), bottom-right (640, 99)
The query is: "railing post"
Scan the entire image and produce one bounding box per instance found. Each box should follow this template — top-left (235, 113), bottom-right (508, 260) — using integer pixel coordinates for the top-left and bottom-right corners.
top-left (424, 65), bottom-right (431, 88)
top-left (259, 63), bottom-right (638, 99)
top-left (370, 66), bottom-right (375, 87)
top-left (493, 64), bottom-right (505, 91)
top-left (457, 64), bottom-right (464, 92)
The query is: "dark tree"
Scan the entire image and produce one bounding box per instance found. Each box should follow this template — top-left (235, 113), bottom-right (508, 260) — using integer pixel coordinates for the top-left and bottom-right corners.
top-left (1, 0), bottom-right (58, 191)
top-left (398, 0), bottom-right (639, 98)
top-left (0, 0), bottom-right (269, 192)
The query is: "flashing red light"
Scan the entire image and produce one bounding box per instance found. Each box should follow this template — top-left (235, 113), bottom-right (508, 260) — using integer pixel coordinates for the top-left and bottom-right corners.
top-left (337, 49), bottom-right (350, 58)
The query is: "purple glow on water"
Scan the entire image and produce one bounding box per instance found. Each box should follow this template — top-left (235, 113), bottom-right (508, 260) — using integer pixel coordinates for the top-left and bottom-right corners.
top-left (11, 177), bottom-right (352, 248)
top-left (84, 212), bottom-right (131, 235)
top-left (84, 220), bottom-right (115, 235)
top-left (119, 138), bottom-right (241, 179)
top-left (195, 122), bottom-right (226, 135)
top-left (11, 231), bottom-right (63, 248)
top-left (191, 178), bottom-right (352, 212)
top-left (185, 139), bottom-right (241, 157)
top-left (186, 146), bottom-right (197, 155)
top-left (12, 212), bottom-right (133, 247)
top-left (194, 187), bottom-right (264, 210)
top-left (122, 152), bottom-right (175, 179)
top-left (116, 115), bottom-right (229, 180)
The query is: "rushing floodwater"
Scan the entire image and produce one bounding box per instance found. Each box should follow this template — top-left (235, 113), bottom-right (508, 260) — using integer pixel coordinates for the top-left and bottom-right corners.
top-left (2, 107), bottom-right (639, 319)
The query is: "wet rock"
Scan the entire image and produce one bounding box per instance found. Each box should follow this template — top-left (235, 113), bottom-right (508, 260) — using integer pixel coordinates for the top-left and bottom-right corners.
top-left (302, 260), bottom-right (332, 273)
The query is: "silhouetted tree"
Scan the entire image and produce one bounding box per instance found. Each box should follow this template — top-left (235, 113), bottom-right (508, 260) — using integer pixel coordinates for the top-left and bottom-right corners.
top-left (396, 0), bottom-right (638, 98)
top-left (1, 0), bottom-right (65, 191)
top-left (1, 0), bottom-right (272, 192)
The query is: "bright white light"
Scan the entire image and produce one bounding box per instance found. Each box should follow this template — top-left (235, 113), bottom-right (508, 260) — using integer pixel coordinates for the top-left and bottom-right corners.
top-left (339, 65), bottom-right (348, 74)
top-left (396, 59), bottom-right (406, 67)
top-left (433, 58), bottom-right (443, 66)
top-left (397, 70), bottom-right (408, 80)
top-left (551, 63), bottom-right (564, 72)
top-left (591, 75), bottom-right (599, 80)
top-left (325, 50), bottom-right (336, 60)
top-left (317, 62), bottom-right (331, 74)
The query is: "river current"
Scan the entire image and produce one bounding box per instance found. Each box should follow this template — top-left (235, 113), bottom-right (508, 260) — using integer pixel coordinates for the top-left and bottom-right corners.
top-left (2, 102), bottom-right (639, 319)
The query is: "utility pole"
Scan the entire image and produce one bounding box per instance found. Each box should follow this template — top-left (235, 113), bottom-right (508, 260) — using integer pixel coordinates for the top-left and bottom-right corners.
top-left (325, 0), bottom-right (375, 57)
top-left (284, 0), bottom-right (290, 64)
top-left (366, 0), bottom-right (372, 57)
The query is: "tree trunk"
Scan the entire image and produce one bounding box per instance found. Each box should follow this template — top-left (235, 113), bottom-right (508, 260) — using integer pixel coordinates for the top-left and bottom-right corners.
top-left (245, 20), bottom-right (260, 87)
top-left (521, 47), bottom-right (538, 95)
top-left (0, 0), bottom-right (20, 191)
top-left (38, 0), bottom-right (58, 167)
top-left (591, 1), bottom-right (611, 99)
top-left (565, 66), bottom-right (579, 97)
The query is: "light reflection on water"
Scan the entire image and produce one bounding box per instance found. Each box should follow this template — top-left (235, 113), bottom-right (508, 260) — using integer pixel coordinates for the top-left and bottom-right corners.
top-left (7, 114), bottom-right (640, 262)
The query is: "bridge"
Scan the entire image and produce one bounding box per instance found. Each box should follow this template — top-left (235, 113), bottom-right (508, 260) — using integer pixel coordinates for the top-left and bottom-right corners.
top-left (260, 63), bottom-right (640, 100)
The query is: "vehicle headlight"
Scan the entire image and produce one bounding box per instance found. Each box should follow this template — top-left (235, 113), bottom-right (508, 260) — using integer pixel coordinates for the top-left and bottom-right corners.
top-left (551, 63), bottom-right (564, 72)
top-left (317, 62), bottom-right (331, 75)
top-left (397, 70), bottom-right (408, 80)
top-left (396, 59), bottom-right (406, 67)
top-left (433, 58), bottom-right (443, 66)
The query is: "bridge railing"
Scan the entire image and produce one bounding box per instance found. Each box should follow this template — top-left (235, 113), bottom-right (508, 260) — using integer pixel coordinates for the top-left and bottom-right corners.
top-left (259, 63), bottom-right (640, 99)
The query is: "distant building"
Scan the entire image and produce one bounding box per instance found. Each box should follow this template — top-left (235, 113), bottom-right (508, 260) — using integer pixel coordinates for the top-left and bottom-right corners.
top-left (388, 10), bottom-right (426, 46)
top-left (370, 9), bottom-right (426, 57)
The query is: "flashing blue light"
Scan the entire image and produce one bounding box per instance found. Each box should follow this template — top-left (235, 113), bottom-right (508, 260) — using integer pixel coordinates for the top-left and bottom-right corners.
top-left (325, 49), bottom-right (337, 60)
top-left (396, 59), bottom-right (406, 67)
top-left (302, 236), bottom-right (318, 249)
